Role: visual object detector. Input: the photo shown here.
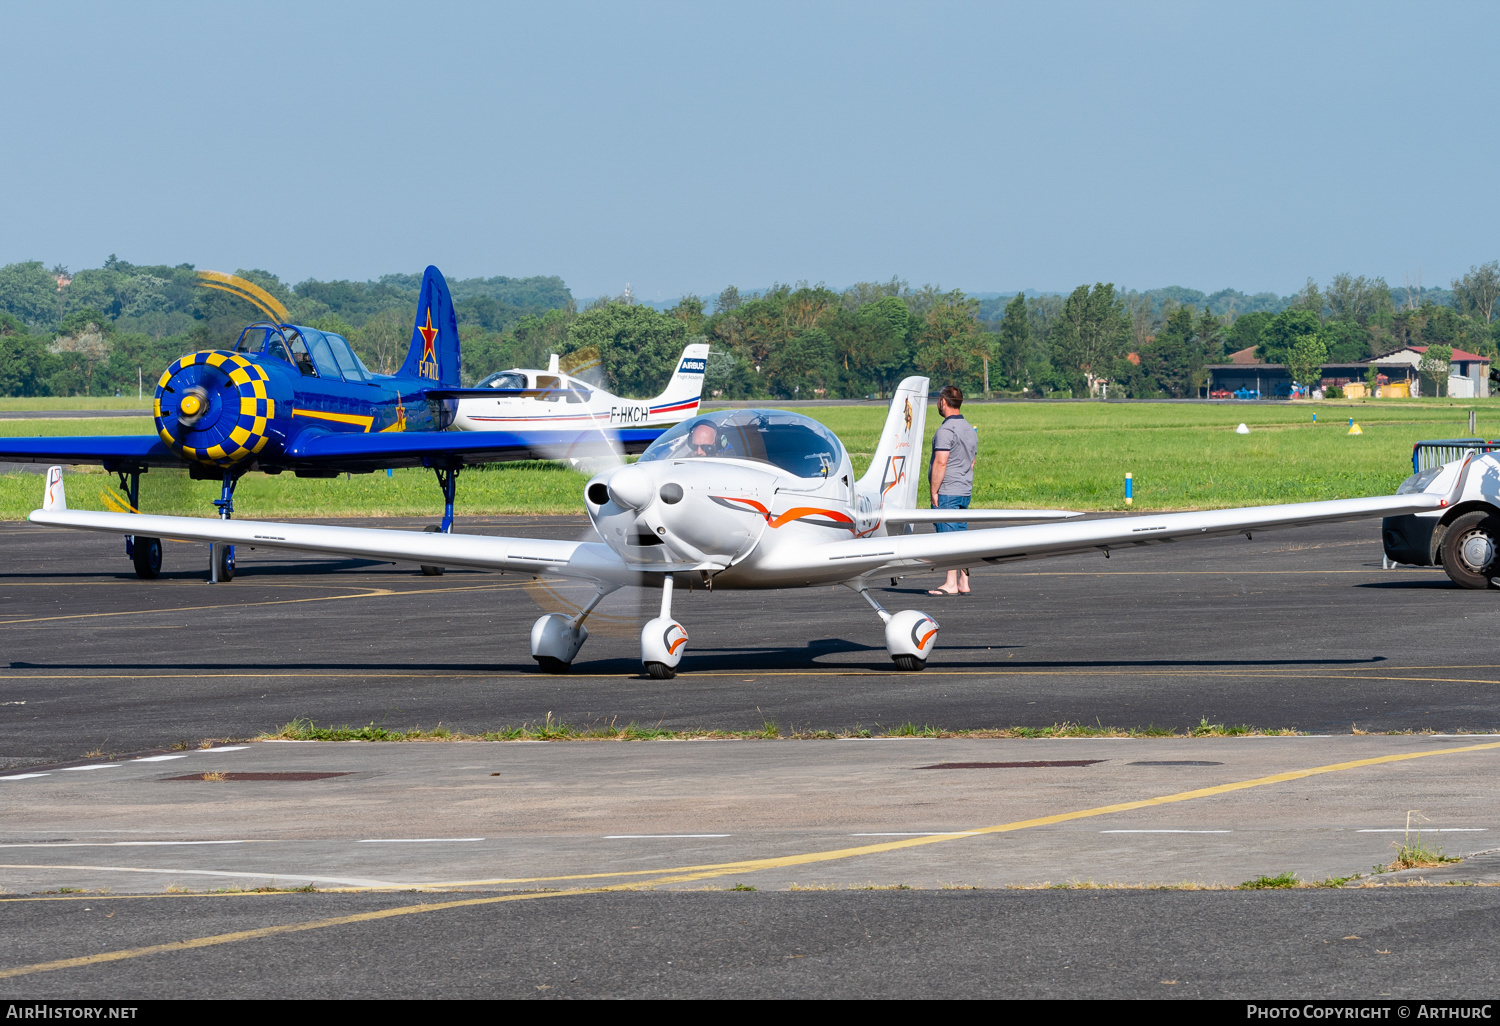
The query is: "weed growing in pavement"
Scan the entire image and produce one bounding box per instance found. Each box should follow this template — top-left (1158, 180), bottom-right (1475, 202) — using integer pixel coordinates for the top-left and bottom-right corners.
top-left (258, 716), bottom-right (1306, 743)
top-left (1235, 872), bottom-right (1362, 889)
top-left (83, 749), bottom-right (104, 759)
top-left (728, 884), bottom-right (757, 891)
top-left (200, 771), bottom-right (226, 782)
top-left (890, 722), bottom-right (942, 737)
top-left (1387, 811), bottom-right (1461, 871)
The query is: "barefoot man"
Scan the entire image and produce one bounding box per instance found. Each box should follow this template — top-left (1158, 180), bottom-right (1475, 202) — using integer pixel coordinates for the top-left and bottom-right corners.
top-left (928, 384), bottom-right (978, 596)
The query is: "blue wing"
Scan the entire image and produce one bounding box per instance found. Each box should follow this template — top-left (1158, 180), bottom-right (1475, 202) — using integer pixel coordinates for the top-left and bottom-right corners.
top-left (0, 427), bottom-right (665, 473)
top-left (0, 436), bottom-right (180, 470)
top-left (285, 426), bottom-right (665, 468)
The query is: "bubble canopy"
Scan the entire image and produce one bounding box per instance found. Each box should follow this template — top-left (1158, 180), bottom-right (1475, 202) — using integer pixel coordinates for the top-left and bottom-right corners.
top-left (638, 409), bottom-right (845, 478)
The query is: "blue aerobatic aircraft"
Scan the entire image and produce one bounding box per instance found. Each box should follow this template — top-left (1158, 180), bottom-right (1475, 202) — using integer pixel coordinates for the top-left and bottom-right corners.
top-left (0, 267), bottom-right (667, 581)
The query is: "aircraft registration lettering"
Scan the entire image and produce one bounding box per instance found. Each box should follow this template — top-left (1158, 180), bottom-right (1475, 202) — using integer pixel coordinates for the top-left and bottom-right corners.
top-left (611, 405), bottom-right (649, 424)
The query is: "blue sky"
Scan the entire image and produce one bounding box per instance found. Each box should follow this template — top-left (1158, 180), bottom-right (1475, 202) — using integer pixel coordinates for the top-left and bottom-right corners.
top-left (3, 0), bottom-right (1496, 303)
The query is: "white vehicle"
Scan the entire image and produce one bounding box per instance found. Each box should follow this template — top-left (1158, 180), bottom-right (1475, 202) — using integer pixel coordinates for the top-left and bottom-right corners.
top-left (30, 376), bottom-right (1453, 678)
top-left (1382, 452), bottom-right (1500, 588)
top-left (447, 343), bottom-right (711, 457)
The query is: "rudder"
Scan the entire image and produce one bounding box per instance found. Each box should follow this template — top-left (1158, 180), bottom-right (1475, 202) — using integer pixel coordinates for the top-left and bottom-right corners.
top-left (857, 376), bottom-right (929, 510)
top-left (399, 266), bottom-right (462, 386)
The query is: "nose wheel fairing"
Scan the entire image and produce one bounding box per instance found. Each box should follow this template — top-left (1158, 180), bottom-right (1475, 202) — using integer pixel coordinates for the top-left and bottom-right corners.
top-left (640, 575), bottom-right (688, 679)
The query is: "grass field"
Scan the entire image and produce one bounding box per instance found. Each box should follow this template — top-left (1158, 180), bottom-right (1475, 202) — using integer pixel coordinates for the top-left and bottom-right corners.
top-left (0, 396), bottom-right (151, 412)
top-left (0, 397), bottom-right (1494, 521)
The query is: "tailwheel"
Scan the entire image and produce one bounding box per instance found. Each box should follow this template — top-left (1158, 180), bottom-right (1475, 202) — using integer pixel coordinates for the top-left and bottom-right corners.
top-left (1440, 511), bottom-right (1500, 589)
top-left (132, 537), bottom-right (162, 580)
top-left (891, 654), bottom-right (927, 672)
top-left (420, 524), bottom-right (445, 576)
top-left (645, 661), bottom-right (676, 680)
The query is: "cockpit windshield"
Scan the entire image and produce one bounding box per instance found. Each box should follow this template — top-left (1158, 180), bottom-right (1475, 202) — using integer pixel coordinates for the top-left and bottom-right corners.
top-left (477, 371), bottom-right (527, 389)
top-left (638, 409), bottom-right (844, 479)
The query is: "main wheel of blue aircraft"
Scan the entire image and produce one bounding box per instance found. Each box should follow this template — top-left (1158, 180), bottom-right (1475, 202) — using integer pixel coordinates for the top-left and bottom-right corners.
top-left (213, 543), bottom-right (234, 582)
top-left (645, 661), bottom-right (675, 680)
top-left (132, 537), bottom-right (162, 580)
top-left (536, 656), bottom-right (571, 674)
top-left (420, 524), bottom-right (445, 576)
top-left (891, 654), bottom-right (926, 672)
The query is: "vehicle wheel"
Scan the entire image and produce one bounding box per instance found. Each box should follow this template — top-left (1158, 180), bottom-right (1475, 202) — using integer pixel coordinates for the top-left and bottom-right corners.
top-left (644, 661), bottom-right (675, 680)
top-left (535, 656), bottom-right (571, 675)
top-left (420, 524), bottom-right (445, 576)
top-left (132, 537), bottom-right (162, 580)
top-left (891, 654), bottom-right (927, 672)
top-left (213, 543), bottom-right (234, 583)
top-left (1439, 511), bottom-right (1500, 590)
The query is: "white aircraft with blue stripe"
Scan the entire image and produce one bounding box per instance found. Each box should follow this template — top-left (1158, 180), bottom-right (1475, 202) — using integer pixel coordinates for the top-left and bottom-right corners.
top-left (449, 344), bottom-right (710, 457)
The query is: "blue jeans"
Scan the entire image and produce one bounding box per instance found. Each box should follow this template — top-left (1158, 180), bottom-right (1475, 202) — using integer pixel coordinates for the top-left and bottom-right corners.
top-left (934, 493), bottom-right (970, 532)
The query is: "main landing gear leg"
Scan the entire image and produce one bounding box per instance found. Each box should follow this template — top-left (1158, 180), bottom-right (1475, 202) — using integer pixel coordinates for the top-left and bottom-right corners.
top-left (530, 584), bottom-right (618, 674)
top-left (421, 466), bottom-right (460, 576)
top-left (208, 471), bottom-right (238, 584)
top-left (640, 575), bottom-right (689, 680)
top-left (119, 469), bottom-right (162, 580)
top-left (847, 580), bottom-right (939, 672)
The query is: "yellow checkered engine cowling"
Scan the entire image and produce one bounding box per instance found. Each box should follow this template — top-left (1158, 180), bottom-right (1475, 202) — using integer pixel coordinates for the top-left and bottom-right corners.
top-left (154, 351), bottom-right (284, 467)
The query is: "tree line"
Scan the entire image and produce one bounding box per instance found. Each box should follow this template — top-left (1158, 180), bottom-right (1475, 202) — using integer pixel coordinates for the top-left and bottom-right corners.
top-left (1, 255), bottom-right (1496, 400)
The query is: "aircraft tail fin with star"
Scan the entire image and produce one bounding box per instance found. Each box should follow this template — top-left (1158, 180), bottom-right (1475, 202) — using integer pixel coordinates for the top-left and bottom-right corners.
top-left (399, 265), bottom-right (463, 387)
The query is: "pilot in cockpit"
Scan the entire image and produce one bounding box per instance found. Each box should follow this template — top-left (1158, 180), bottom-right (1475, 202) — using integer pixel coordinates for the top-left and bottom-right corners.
top-left (687, 421), bottom-right (720, 456)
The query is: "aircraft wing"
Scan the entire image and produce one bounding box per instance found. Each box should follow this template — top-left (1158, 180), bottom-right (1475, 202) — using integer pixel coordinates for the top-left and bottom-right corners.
top-left (885, 508), bottom-right (1080, 523)
top-left (28, 504), bottom-right (640, 583)
top-left (283, 427), bottom-right (662, 469)
top-left (424, 387), bottom-right (594, 401)
top-left (0, 435), bottom-right (181, 470)
top-left (814, 492), bottom-right (1451, 576)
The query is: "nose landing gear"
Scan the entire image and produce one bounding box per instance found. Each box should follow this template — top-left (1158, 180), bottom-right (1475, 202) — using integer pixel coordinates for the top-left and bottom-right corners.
top-left (640, 575), bottom-right (688, 679)
top-left (850, 582), bottom-right (938, 671)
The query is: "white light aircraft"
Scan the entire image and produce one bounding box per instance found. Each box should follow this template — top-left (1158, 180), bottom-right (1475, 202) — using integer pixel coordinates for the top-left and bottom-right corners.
top-left (449, 344), bottom-right (711, 455)
top-left (29, 376), bottom-right (1457, 678)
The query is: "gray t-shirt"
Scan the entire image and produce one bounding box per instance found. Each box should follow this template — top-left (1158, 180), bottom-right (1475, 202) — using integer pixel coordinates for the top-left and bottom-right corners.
top-left (932, 414), bottom-right (978, 496)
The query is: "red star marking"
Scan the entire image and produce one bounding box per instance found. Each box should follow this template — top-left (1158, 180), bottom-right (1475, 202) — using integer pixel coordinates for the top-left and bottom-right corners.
top-left (418, 310), bottom-right (439, 363)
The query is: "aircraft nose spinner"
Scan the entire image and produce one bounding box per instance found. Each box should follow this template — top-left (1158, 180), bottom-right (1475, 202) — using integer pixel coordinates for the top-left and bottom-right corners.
top-left (604, 464), bottom-right (654, 511)
top-left (155, 351), bottom-right (285, 468)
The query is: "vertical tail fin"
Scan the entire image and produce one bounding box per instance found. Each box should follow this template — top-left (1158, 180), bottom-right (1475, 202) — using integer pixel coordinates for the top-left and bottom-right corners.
top-left (43, 466), bottom-right (66, 511)
top-left (646, 342), bottom-right (711, 424)
top-left (857, 376), bottom-right (930, 510)
top-left (400, 266), bottom-right (462, 386)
